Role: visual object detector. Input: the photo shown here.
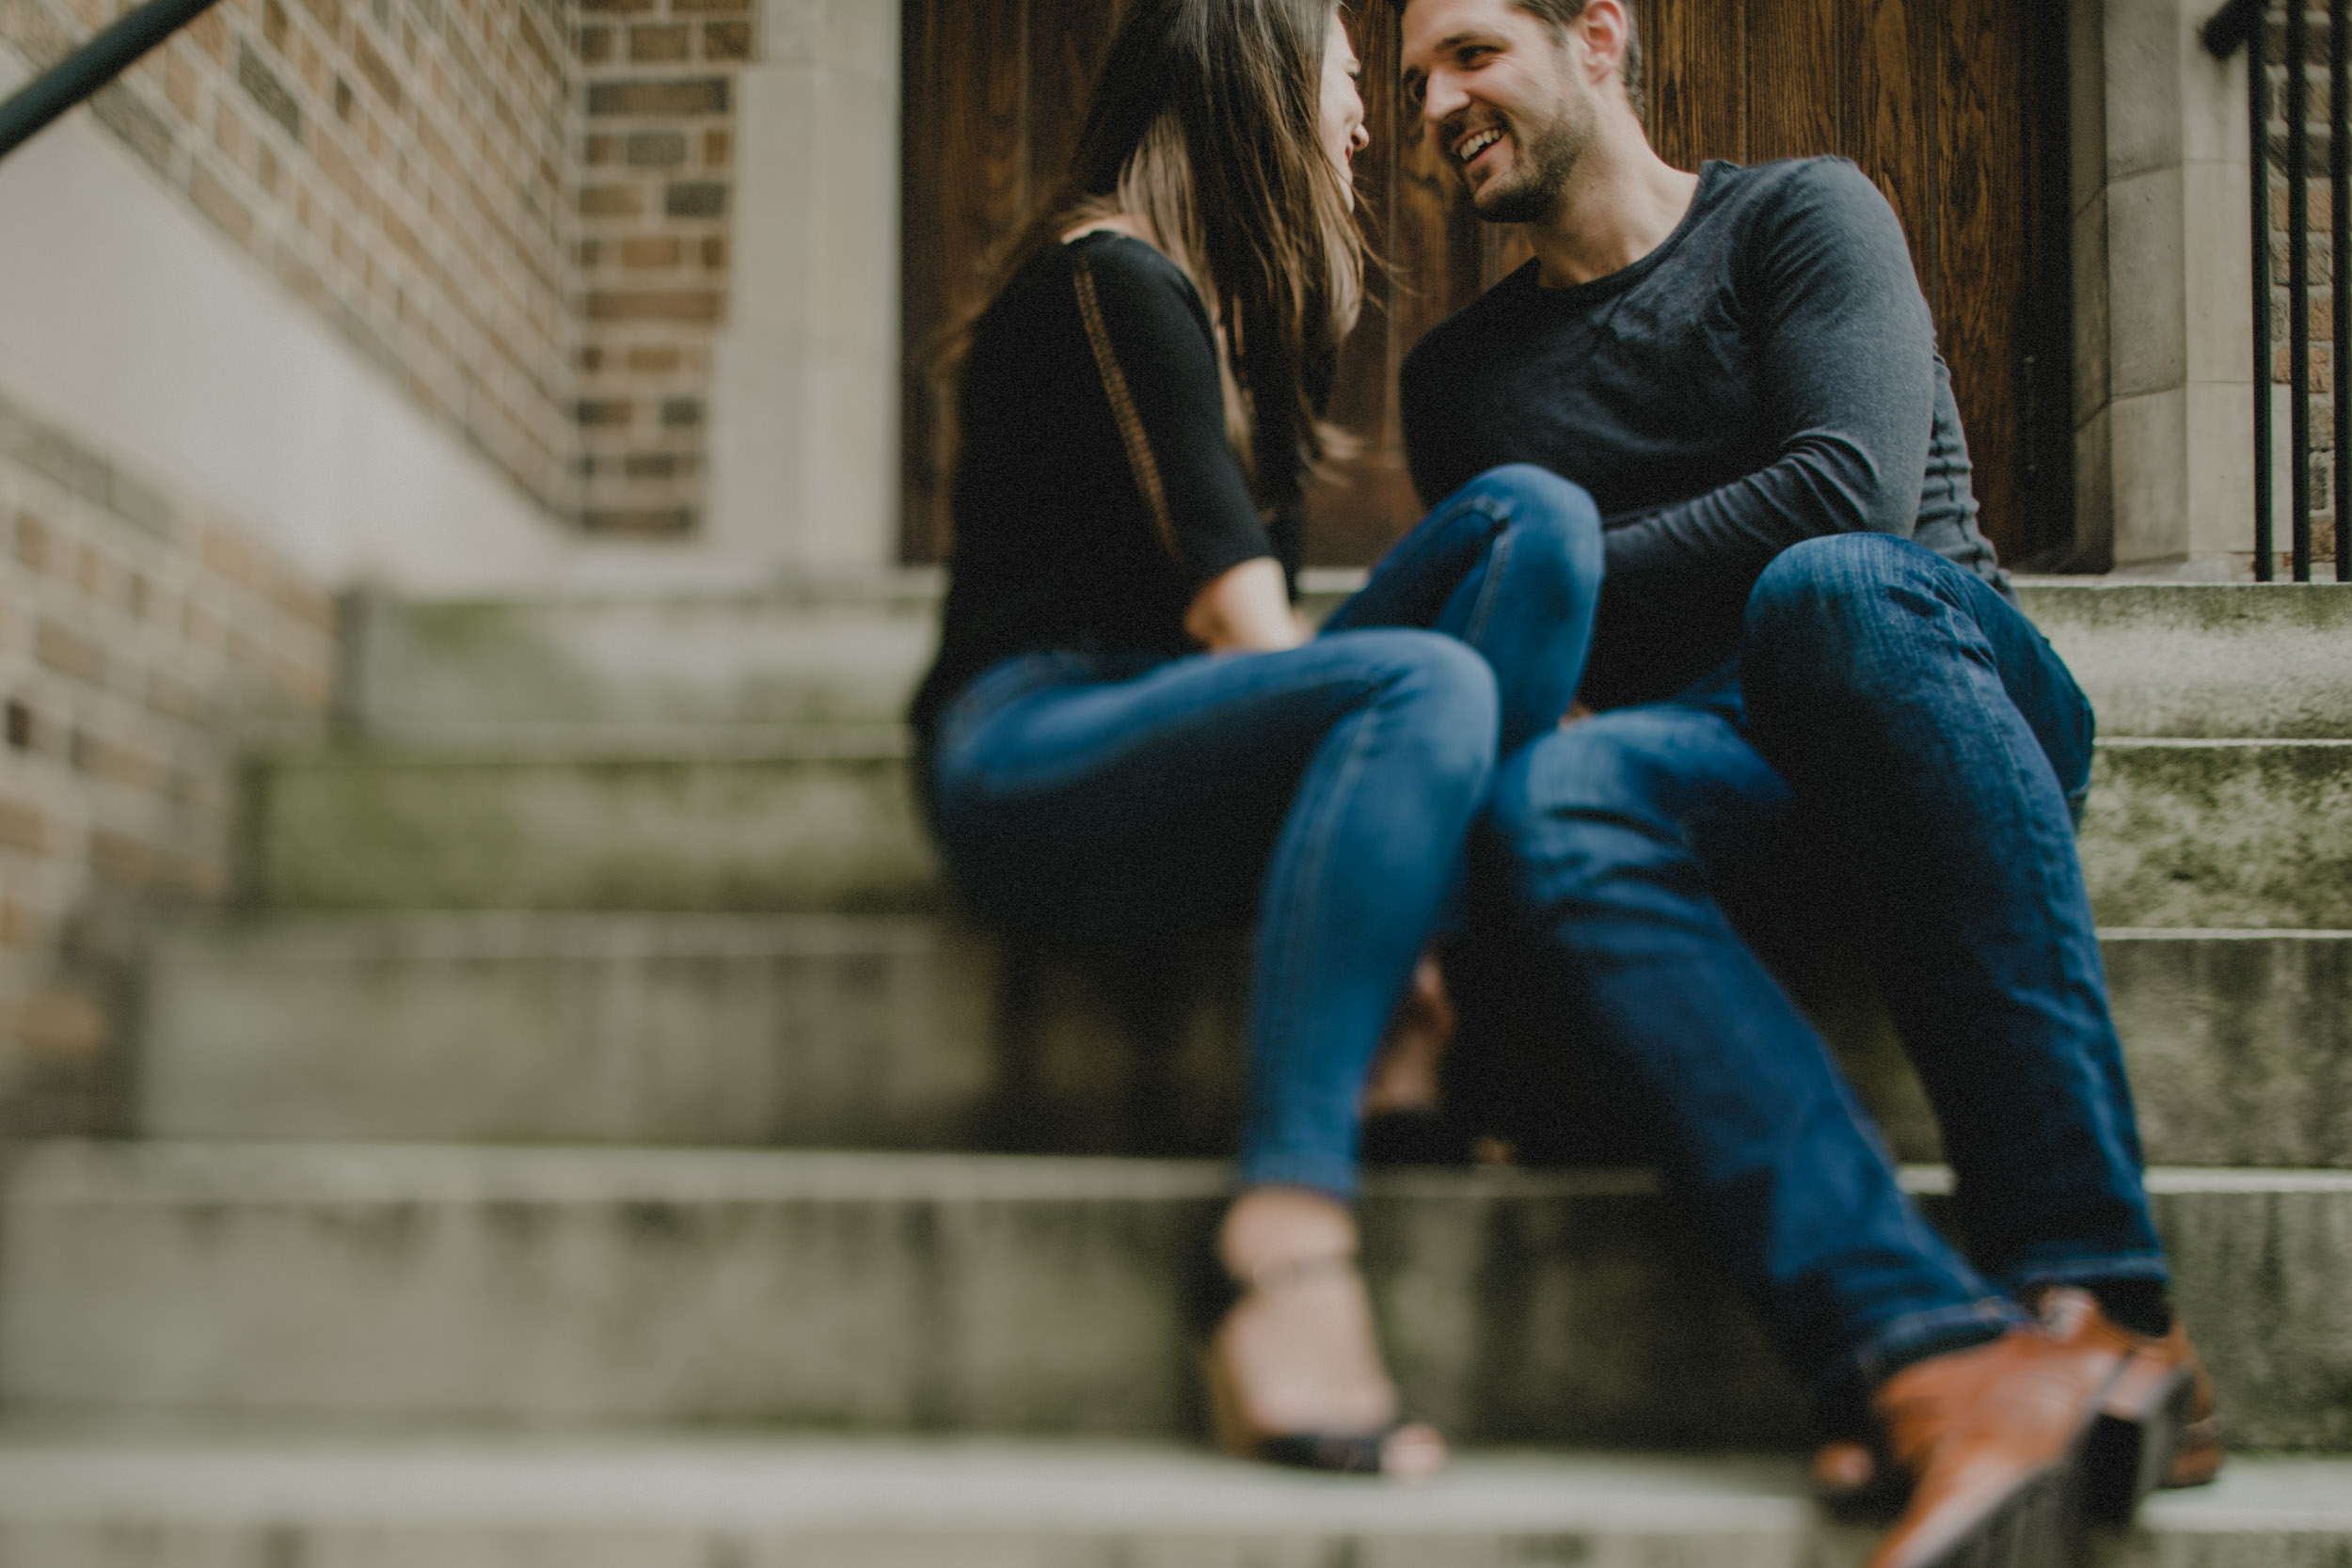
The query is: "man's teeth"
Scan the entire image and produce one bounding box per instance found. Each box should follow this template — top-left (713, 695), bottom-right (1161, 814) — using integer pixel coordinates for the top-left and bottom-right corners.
top-left (1456, 128), bottom-right (1502, 163)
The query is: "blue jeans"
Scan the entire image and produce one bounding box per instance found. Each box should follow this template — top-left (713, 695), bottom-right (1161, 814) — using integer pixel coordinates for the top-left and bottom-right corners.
top-left (929, 467), bottom-right (1603, 1196)
top-left (1479, 532), bottom-right (2167, 1391)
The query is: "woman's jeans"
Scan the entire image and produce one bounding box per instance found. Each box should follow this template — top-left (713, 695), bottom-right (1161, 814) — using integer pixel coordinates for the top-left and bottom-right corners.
top-left (927, 466), bottom-right (1603, 1197)
top-left (1479, 532), bottom-right (2168, 1394)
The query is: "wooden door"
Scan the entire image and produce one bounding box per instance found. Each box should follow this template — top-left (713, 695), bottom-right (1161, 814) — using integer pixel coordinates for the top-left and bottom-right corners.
top-left (903, 0), bottom-right (2073, 567)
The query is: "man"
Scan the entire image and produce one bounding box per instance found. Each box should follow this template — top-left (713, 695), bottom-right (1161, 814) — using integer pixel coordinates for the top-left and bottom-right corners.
top-left (1391, 1), bottom-right (2217, 1564)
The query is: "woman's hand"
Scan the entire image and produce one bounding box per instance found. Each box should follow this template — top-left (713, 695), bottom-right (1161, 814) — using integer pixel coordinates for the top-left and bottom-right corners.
top-left (1186, 557), bottom-right (1311, 653)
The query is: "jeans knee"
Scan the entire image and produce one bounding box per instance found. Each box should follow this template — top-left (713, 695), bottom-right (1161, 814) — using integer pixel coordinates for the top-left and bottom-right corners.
top-left (1355, 628), bottom-right (1500, 784)
top-left (1743, 533), bottom-right (1954, 712)
top-left (1746, 534), bottom-right (1934, 648)
top-left (1468, 465), bottom-right (1602, 562)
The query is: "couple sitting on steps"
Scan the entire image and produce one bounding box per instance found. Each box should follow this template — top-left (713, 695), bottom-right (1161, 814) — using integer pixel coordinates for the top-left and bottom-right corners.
top-left (906, 1), bottom-right (2217, 1563)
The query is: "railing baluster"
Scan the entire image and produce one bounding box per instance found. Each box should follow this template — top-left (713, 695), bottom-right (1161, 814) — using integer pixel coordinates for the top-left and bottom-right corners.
top-left (2337, 0), bottom-right (2351, 580)
top-left (0, 0), bottom-right (225, 165)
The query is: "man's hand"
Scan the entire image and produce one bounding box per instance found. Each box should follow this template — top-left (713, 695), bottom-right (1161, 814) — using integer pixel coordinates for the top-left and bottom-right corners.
top-left (1185, 557), bottom-right (1311, 652)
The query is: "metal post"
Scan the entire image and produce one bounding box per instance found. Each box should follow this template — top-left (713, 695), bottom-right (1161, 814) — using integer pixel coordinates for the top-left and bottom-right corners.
top-left (2337, 0), bottom-right (2351, 580)
top-left (0, 0), bottom-right (226, 166)
top-left (2255, 5), bottom-right (2278, 579)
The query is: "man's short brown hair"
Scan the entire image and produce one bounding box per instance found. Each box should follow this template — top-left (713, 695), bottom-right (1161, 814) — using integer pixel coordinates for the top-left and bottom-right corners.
top-left (1509, 0), bottom-right (1646, 120)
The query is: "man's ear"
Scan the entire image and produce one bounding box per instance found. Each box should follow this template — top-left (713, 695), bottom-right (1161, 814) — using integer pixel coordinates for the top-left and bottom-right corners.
top-left (1574, 0), bottom-right (1633, 93)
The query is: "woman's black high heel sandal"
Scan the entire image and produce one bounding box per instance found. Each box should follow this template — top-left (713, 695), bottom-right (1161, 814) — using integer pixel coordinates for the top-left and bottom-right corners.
top-left (1187, 1244), bottom-right (1445, 1476)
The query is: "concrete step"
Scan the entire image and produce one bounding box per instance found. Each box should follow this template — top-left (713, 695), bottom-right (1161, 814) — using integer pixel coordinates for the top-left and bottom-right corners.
top-left (135, 912), bottom-right (1246, 1155)
top-left (338, 578), bottom-right (2352, 742)
top-left (6, 1147), bottom-right (2345, 1450)
top-left (0, 1429), bottom-right (2344, 1567)
top-left (243, 734), bottom-right (2350, 927)
top-left (135, 918), bottom-right (2351, 1168)
top-left (2079, 740), bottom-right (2352, 928)
top-left (2018, 580), bottom-right (2352, 739)
top-left (339, 574), bottom-right (948, 735)
top-left (243, 730), bottom-right (940, 913)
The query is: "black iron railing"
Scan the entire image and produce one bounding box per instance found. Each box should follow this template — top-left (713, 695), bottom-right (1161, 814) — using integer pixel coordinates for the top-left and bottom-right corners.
top-left (2207, 0), bottom-right (2352, 581)
top-left (0, 0), bottom-right (223, 166)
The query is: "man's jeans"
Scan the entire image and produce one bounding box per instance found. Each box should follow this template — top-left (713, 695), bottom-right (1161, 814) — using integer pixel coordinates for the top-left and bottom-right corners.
top-left (1479, 532), bottom-right (2169, 1392)
top-left (929, 466), bottom-right (1603, 1197)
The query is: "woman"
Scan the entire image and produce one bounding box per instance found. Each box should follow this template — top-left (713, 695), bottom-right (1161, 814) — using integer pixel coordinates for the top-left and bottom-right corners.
top-left (910, 0), bottom-right (1603, 1476)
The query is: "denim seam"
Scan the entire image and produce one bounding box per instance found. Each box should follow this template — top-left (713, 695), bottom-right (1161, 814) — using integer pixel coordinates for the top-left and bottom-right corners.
top-left (2001, 1251), bottom-right (2171, 1292)
top-left (1459, 527), bottom-right (1515, 649)
top-left (1244, 663), bottom-right (1395, 1199)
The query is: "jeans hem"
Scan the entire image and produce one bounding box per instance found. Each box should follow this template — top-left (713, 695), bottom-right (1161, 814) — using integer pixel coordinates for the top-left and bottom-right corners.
top-left (1998, 1250), bottom-right (2171, 1298)
top-left (1236, 1149), bottom-right (1359, 1202)
top-left (1844, 1297), bottom-right (2026, 1390)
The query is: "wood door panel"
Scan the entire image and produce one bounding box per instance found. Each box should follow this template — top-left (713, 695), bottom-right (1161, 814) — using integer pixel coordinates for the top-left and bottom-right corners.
top-left (901, 0), bottom-right (2073, 566)
top-left (1647, 0), bottom-right (1748, 169)
top-left (1749, 0), bottom-right (1847, 161)
top-left (1853, 0), bottom-right (1936, 297)
top-left (1935, 0), bottom-right (2026, 560)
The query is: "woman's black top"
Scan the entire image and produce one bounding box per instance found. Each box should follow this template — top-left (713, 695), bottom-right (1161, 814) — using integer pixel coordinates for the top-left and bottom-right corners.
top-left (908, 231), bottom-right (1301, 744)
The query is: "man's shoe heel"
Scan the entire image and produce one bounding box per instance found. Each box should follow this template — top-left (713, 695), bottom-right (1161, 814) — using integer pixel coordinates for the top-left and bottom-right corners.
top-left (2081, 1363), bottom-right (2198, 1527)
top-left (1911, 1463), bottom-right (2081, 1568)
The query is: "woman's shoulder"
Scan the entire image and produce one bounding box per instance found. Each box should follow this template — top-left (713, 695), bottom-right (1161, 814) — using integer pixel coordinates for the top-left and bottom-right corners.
top-left (985, 231), bottom-right (1210, 340)
top-left (1063, 232), bottom-right (1214, 331)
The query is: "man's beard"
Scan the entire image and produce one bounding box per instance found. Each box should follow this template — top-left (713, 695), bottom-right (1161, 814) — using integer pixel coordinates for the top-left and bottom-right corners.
top-left (1469, 93), bottom-right (1593, 225)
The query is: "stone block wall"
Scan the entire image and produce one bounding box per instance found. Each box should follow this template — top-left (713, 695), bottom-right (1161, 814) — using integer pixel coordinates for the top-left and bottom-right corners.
top-left (0, 390), bottom-right (335, 1131)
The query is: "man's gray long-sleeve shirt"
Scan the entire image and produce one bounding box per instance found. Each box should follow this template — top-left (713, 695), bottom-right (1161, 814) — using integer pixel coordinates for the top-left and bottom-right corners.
top-left (1401, 156), bottom-right (2010, 710)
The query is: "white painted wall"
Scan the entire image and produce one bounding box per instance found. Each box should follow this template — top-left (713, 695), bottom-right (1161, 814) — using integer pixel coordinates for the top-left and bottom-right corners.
top-left (0, 45), bottom-right (574, 594)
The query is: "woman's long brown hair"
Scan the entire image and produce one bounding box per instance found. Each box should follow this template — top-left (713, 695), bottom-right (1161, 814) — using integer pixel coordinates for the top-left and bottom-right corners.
top-left (948, 0), bottom-right (1367, 513)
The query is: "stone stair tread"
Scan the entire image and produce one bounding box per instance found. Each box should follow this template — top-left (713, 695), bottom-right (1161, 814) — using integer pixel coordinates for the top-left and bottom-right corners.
top-left (135, 914), bottom-right (2351, 1165)
top-left (337, 579), bottom-right (2352, 737)
top-left (262, 723), bottom-right (916, 762)
top-left (24, 1139), bottom-right (2352, 1199)
top-left (8, 1146), bottom-right (2346, 1449)
top-left (236, 735), bottom-right (2352, 925)
top-left (0, 1427), bottom-right (2342, 1564)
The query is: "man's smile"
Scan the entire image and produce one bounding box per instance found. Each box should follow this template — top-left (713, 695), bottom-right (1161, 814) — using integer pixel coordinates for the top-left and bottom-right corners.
top-left (1451, 123), bottom-right (1506, 171)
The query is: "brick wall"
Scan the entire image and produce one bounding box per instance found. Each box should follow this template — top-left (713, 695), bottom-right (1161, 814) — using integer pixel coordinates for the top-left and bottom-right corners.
top-left (0, 390), bottom-right (335, 1130)
top-left (2265, 3), bottom-right (2343, 573)
top-left (573, 0), bottom-right (747, 536)
top-left (0, 0), bottom-right (755, 536)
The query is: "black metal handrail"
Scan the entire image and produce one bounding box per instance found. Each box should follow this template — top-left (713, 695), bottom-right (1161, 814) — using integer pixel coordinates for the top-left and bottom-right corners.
top-left (0, 0), bottom-right (224, 166)
top-left (2208, 0), bottom-right (2352, 582)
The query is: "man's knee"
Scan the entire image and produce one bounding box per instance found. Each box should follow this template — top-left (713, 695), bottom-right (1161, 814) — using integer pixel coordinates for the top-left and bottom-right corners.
top-left (1742, 533), bottom-right (1964, 712)
top-left (1745, 532), bottom-right (1936, 645)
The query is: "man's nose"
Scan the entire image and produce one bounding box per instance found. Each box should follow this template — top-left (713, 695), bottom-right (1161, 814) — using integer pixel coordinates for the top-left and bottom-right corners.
top-left (1420, 71), bottom-right (1469, 132)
